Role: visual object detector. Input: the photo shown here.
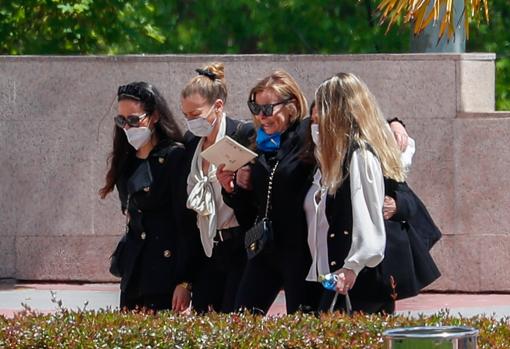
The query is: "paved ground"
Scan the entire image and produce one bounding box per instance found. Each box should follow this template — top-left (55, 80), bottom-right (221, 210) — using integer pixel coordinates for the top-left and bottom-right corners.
top-left (1, 282), bottom-right (510, 319)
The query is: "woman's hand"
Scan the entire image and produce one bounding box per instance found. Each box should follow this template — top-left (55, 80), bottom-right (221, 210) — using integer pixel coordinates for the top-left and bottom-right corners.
top-left (383, 195), bottom-right (397, 220)
top-left (172, 284), bottom-right (191, 312)
top-left (389, 120), bottom-right (408, 151)
top-left (236, 165), bottom-right (252, 190)
top-left (334, 268), bottom-right (357, 295)
top-left (217, 164), bottom-right (236, 193)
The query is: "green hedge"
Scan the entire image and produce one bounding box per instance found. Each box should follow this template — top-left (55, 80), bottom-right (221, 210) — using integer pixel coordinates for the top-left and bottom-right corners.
top-left (1, 308), bottom-right (509, 348)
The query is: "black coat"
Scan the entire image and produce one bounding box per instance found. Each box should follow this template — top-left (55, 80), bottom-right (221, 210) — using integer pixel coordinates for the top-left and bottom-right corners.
top-left (376, 179), bottom-right (441, 300)
top-left (325, 149), bottom-right (441, 302)
top-left (223, 119), bottom-right (321, 314)
top-left (224, 119), bottom-right (314, 260)
top-left (405, 188), bottom-right (442, 250)
top-left (115, 140), bottom-right (192, 295)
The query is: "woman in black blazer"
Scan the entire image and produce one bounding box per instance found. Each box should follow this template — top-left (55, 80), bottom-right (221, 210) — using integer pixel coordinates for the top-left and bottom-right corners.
top-left (100, 82), bottom-right (193, 311)
top-left (218, 70), bottom-right (321, 314)
top-left (304, 73), bottom-right (404, 314)
top-left (305, 73), bottom-right (440, 314)
top-left (180, 63), bottom-right (254, 313)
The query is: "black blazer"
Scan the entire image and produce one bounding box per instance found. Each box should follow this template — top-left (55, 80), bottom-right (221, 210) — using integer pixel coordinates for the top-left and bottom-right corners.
top-left (406, 189), bottom-right (442, 250)
top-left (223, 119), bottom-right (315, 258)
top-left (115, 140), bottom-right (192, 294)
top-left (324, 148), bottom-right (441, 301)
top-left (377, 179), bottom-right (441, 300)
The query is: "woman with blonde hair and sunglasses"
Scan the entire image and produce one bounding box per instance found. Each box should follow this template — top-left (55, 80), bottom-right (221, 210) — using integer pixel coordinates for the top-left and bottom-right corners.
top-left (305, 72), bottom-right (409, 314)
top-left (217, 70), bottom-right (321, 314)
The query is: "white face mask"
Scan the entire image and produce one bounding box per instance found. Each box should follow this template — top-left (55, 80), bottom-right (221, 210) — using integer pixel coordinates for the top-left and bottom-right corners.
top-left (186, 105), bottom-right (217, 137)
top-left (311, 124), bottom-right (320, 146)
top-left (124, 127), bottom-right (152, 150)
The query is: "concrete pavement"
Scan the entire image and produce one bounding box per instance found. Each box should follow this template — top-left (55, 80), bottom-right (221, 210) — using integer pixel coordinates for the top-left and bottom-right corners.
top-left (1, 282), bottom-right (510, 319)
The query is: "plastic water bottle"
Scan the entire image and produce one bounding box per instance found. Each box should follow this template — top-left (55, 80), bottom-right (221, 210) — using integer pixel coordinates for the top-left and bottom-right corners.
top-left (320, 273), bottom-right (353, 314)
top-left (319, 273), bottom-right (338, 291)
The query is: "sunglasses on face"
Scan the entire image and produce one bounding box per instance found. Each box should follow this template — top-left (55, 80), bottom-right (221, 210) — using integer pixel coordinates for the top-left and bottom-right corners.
top-left (114, 113), bottom-right (148, 128)
top-left (247, 98), bottom-right (292, 117)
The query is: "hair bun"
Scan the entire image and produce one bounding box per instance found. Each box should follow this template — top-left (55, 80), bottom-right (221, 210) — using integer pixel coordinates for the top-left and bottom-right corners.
top-left (182, 62), bottom-right (227, 104)
top-left (203, 62), bottom-right (225, 81)
top-left (195, 68), bottom-right (217, 81)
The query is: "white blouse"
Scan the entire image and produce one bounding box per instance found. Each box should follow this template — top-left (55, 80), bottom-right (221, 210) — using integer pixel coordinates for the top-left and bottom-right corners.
top-left (186, 114), bottom-right (239, 257)
top-left (401, 137), bottom-right (415, 173)
top-left (304, 169), bottom-right (330, 282)
top-left (305, 149), bottom-right (386, 281)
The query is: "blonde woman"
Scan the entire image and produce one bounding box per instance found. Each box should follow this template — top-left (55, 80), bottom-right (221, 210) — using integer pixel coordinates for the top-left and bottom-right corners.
top-left (218, 70), bottom-right (321, 314)
top-left (305, 73), bottom-right (407, 314)
top-left (181, 63), bottom-right (254, 313)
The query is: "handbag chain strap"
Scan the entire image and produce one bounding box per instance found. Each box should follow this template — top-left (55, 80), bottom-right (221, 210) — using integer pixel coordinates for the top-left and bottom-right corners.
top-left (124, 194), bottom-right (131, 233)
top-left (263, 161), bottom-right (279, 219)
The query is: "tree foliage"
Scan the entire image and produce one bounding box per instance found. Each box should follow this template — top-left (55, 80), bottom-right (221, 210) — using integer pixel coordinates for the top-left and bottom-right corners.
top-left (466, 0), bottom-right (510, 110)
top-left (0, 0), bottom-right (507, 109)
top-left (0, 0), bottom-right (410, 54)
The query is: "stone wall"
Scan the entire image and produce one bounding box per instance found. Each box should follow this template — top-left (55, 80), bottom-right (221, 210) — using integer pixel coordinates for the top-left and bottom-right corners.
top-left (0, 54), bottom-right (507, 292)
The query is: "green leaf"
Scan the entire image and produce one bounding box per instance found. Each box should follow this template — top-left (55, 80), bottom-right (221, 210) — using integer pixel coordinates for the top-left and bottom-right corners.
top-left (144, 24), bottom-right (166, 44)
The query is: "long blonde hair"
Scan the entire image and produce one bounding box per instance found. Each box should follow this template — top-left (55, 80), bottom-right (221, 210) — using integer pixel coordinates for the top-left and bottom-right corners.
top-left (181, 62), bottom-right (227, 104)
top-left (248, 70), bottom-right (308, 128)
top-left (315, 73), bottom-right (405, 194)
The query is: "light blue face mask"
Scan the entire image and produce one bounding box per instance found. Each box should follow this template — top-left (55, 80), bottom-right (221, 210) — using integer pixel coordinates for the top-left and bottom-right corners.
top-left (186, 105), bottom-right (217, 137)
top-left (256, 127), bottom-right (281, 152)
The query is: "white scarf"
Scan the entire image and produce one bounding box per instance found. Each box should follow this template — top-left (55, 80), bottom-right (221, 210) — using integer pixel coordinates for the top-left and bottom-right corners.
top-left (186, 114), bottom-right (226, 257)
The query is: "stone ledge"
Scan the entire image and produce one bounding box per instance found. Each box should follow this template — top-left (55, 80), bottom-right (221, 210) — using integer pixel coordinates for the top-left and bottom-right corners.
top-left (453, 118), bottom-right (510, 236)
top-left (457, 111), bottom-right (510, 118)
top-left (0, 53), bottom-right (496, 63)
top-left (15, 236), bottom-right (119, 282)
top-left (426, 235), bottom-right (481, 292)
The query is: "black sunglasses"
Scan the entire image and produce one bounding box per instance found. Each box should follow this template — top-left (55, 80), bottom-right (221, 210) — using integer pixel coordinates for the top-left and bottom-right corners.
top-left (247, 98), bottom-right (292, 117)
top-left (114, 113), bottom-right (148, 128)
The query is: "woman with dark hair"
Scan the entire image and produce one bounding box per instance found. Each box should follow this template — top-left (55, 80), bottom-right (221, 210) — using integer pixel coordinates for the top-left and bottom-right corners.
top-left (99, 81), bottom-right (193, 311)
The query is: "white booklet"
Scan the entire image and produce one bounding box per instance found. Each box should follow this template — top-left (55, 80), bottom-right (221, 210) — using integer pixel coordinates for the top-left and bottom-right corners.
top-left (200, 135), bottom-right (258, 171)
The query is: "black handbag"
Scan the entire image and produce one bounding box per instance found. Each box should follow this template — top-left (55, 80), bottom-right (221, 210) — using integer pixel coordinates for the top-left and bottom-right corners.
top-left (109, 233), bottom-right (127, 277)
top-left (244, 161), bottom-right (279, 260)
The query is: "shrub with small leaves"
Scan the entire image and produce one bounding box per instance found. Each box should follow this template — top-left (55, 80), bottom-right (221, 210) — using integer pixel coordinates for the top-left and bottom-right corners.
top-left (0, 308), bottom-right (509, 348)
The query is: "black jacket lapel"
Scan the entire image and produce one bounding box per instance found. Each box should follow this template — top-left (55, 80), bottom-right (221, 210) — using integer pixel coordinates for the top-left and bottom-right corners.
top-left (127, 160), bottom-right (153, 195)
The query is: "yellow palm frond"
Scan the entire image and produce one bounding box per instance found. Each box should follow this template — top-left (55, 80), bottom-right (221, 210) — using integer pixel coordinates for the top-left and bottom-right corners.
top-left (376, 0), bottom-right (489, 40)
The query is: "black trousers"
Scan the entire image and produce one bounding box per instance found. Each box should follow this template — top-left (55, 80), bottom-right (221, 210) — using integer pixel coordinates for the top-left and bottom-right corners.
top-left (120, 256), bottom-right (176, 311)
top-left (234, 249), bottom-right (322, 315)
top-left (318, 290), bottom-right (395, 314)
top-left (192, 231), bottom-right (247, 313)
top-left (120, 292), bottom-right (172, 311)
top-left (120, 260), bottom-right (174, 311)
